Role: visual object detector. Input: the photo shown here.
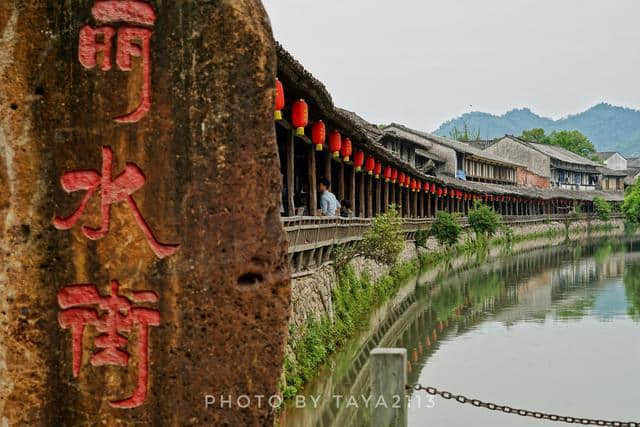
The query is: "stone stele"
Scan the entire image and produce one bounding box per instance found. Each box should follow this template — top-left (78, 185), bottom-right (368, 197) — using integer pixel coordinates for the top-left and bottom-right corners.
top-left (0, 1), bottom-right (290, 425)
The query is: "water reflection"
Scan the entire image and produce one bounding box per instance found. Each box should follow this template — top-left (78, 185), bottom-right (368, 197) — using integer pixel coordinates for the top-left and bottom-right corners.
top-left (281, 238), bottom-right (640, 427)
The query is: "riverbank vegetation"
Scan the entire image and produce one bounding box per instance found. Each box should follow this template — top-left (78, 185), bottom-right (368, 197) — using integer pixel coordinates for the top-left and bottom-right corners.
top-left (281, 209), bottom-right (625, 400)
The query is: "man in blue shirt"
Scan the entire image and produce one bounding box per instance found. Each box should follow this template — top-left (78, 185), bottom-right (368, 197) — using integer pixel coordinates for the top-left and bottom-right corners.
top-left (318, 178), bottom-right (340, 216)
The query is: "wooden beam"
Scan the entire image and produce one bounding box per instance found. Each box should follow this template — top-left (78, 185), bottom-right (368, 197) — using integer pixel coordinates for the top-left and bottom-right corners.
top-left (308, 144), bottom-right (317, 216)
top-left (285, 130), bottom-right (295, 216)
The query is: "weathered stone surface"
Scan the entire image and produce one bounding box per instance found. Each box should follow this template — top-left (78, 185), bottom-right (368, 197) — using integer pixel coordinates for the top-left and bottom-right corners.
top-left (0, 1), bottom-right (290, 425)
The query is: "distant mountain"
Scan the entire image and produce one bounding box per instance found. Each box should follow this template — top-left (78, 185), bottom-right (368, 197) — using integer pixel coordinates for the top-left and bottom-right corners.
top-left (433, 103), bottom-right (640, 156)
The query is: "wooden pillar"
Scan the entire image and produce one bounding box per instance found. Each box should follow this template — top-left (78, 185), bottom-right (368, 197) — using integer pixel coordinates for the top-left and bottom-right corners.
top-left (285, 130), bottom-right (295, 216)
top-left (384, 181), bottom-right (389, 212)
top-left (338, 162), bottom-right (345, 201)
top-left (308, 144), bottom-right (317, 216)
top-left (375, 178), bottom-right (382, 215)
top-left (350, 167), bottom-right (356, 215)
top-left (427, 193), bottom-right (432, 217)
top-left (403, 188), bottom-right (408, 217)
top-left (324, 152), bottom-right (331, 183)
top-left (413, 190), bottom-right (418, 217)
top-left (419, 191), bottom-right (424, 218)
top-left (390, 183), bottom-right (396, 209)
top-left (367, 175), bottom-right (373, 218)
top-left (359, 172), bottom-right (365, 217)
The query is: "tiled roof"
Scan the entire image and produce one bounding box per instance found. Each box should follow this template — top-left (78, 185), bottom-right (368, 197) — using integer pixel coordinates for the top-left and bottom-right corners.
top-left (383, 124), bottom-right (525, 168)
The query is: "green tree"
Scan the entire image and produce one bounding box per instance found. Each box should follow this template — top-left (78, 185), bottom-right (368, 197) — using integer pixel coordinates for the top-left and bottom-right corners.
top-left (593, 196), bottom-right (612, 221)
top-left (468, 202), bottom-right (503, 239)
top-left (622, 182), bottom-right (640, 225)
top-left (520, 129), bottom-right (598, 159)
top-left (449, 122), bottom-right (481, 142)
top-left (431, 211), bottom-right (462, 247)
top-left (332, 206), bottom-right (405, 271)
top-left (520, 128), bottom-right (549, 144)
top-left (624, 265), bottom-right (640, 320)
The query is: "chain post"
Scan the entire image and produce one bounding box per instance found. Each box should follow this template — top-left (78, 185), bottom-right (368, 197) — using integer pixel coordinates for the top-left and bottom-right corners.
top-left (370, 348), bottom-right (408, 427)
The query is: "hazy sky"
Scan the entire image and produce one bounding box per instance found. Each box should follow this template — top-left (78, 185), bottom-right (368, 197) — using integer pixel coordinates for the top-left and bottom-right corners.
top-left (263, 0), bottom-right (640, 132)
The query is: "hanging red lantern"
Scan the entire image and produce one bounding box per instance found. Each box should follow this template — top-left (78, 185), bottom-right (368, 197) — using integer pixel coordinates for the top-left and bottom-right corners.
top-left (391, 169), bottom-right (398, 183)
top-left (430, 183), bottom-right (436, 194)
top-left (437, 187), bottom-right (443, 197)
top-left (423, 181), bottom-right (430, 192)
top-left (410, 178), bottom-right (415, 192)
top-left (291, 99), bottom-right (308, 136)
top-left (328, 130), bottom-right (341, 157)
top-left (311, 121), bottom-right (326, 151)
top-left (365, 155), bottom-right (375, 175)
top-left (384, 166), bottom-right (392, 182)
top-left (374, 161), bottom-right (382, 179)
top-left (353, 151), bottom-right (364, 172)
top-left (341, 137), bottom-right (352, 162)
top-left (275, 78), bottom-right (285, 121)
top-left (398, 172), bottom-right (406, 186)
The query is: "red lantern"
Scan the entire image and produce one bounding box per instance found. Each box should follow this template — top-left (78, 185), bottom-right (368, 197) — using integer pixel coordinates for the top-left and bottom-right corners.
top-left (329, 130), bottom-right (341, 157)
top-left (437, 187), bottom-right (443, 197)
top-left (384, 166), bottom-right (392, 182)
top-left (365, 156), bottom-right (375, 175)
top-left (410, 178), bottom-right (415, 192)
top-left (353, 150), bottom-right (365, 172)
top-left (398, 172), bottom-right (406, 186)
top-left (341, 137), bottom-right (352, 162)
top-left (391, 169), bottom-right (398, 183)
top-left (291, 99), bottom-right (308, 136)
top-left (311, 121), bottom-right (326, 151)
top-left (424, 181), bottom-right (430, 192)
top-left (430, 183), bottom-right (436, 194)
top-left (275, 78), bottom-right (285, 120)
top-left (374, 161), bottom-right (382, 178)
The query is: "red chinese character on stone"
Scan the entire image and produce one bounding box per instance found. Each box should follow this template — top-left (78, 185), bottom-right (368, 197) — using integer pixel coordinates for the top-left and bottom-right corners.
top-left (78, 1), bottom-right (156, 122)
top-left (53, 146), bottom-right (179, 258)
top-left (58, 280), bottom-right (160, 408)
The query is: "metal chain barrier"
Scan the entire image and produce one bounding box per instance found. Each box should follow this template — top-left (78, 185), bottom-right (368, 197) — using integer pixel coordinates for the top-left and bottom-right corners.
top-left (411, 384), bottom-right (639, 426)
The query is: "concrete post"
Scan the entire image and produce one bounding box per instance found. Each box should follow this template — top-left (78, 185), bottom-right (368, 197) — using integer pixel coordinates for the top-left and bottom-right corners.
top-left (370, 348), bottom-right (408, 427)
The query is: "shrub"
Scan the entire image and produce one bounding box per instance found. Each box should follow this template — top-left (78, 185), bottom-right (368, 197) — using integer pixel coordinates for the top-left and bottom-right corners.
top-left (623, 182), bottom-right (640, 225)
top-left (431, 211), bottom-right (462, 247)
top-left (468, 202), bottom-right (502, 239)
top-left (593, 196), bottom-right (612, 221)
top-left (332, 206), bottom-right (405, 272)
top-left (360, 206), bottom-right (405, 266)
top-left (415, 228), bottom-right (430, 249)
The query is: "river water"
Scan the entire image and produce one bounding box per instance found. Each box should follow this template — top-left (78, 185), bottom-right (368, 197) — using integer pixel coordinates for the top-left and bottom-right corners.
top-left (280, 237), bottom-right (640, 427)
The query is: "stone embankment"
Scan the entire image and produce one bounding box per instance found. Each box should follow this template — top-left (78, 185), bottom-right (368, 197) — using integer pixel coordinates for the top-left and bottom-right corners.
top-left (289, 218), bottom-right (624, 331)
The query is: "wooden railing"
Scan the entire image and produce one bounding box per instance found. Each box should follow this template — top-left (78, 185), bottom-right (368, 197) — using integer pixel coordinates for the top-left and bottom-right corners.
top-left (282, 213), bottom-right (616, 276)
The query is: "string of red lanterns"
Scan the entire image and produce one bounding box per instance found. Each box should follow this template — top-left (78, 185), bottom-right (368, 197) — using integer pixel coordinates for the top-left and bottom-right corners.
top-left (276, 79), bottom-right (553, 209)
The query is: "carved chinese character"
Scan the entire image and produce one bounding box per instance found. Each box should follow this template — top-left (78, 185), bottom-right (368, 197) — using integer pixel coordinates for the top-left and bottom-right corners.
top-left (53, 146), bottom-right (179, 258)
top-left (58, 280), bottom-right (160, 408)
top-left (78, 1), bottom-right (156, 122)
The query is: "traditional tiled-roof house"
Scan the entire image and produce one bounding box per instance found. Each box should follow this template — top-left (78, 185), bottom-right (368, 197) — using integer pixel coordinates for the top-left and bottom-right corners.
top-left (382, 124), bottom-right (521, 186)
top-left (482, 136), bottom-right (601, 191)
top-left (596, 152), bottom-right (627, 171)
